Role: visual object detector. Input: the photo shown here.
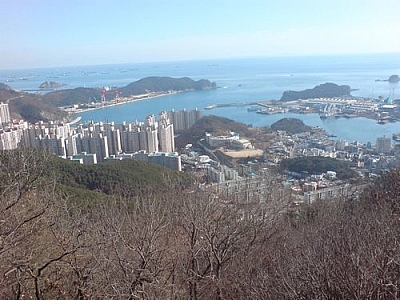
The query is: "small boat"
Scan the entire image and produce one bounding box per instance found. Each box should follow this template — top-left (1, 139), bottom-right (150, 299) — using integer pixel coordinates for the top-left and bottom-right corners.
top-left (393, 133), bottom-right (400, 141)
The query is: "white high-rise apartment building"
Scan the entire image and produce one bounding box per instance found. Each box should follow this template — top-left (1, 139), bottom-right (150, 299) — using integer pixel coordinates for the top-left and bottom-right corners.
top-left (0, 103), bottom-right (11, 124)
top-left (158, 111), bottom-right (175, 153)
top-left (0, 128), bottom-right (22, 150)
top-left (146, 127), bottom-right (159, 153)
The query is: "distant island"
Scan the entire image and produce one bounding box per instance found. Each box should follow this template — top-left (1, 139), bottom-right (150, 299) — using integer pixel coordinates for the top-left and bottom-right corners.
top-left (39, 81), bottom-right (66, 89)
top-left (375, 74), bottom-right (399, 83)
top-left (388, 75), bottom-right (400, 83)
top-left (280, 82), bottom-right (351, 101)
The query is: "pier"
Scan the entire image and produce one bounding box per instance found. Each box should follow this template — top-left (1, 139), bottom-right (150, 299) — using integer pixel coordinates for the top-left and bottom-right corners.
top-left (204, 101), bottom-right (260, 110)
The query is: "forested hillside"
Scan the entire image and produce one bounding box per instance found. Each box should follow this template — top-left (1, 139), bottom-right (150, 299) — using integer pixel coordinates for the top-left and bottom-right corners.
top-left (280, 82), bottom-right (351, 101)
top-left (119, 76), bottom-right (216, 97)
top-left (175, 115), bottom-right (254, 148)
top-left (281, 156), bottom-right (358, 179)
top-left (0, 148), bottom-right (399, 299)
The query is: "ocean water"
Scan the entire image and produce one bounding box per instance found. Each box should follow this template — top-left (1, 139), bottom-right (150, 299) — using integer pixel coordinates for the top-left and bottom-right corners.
top-left (1, 53), bottom-right (400, 144)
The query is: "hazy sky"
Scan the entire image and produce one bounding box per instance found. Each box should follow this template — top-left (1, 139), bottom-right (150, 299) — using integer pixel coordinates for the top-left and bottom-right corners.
top-left (1, 0), bottom-right (400, 69)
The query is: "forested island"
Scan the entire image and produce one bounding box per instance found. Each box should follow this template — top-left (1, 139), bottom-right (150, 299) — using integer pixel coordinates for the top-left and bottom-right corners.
top-left (280, 82), bottom-right (351, 101)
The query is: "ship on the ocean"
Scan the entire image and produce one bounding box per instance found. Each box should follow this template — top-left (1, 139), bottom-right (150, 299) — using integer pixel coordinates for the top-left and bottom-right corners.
top-left (393, 133), bottom-right (400, 142)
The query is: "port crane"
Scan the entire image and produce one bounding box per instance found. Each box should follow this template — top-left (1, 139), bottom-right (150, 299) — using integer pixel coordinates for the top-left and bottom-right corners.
top-left (100, 89), bottom-right (121, 104)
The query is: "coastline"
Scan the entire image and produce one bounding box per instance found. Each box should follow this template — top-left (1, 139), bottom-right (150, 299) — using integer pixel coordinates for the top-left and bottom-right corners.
top-left (64, 91), bottom-right (177, 116)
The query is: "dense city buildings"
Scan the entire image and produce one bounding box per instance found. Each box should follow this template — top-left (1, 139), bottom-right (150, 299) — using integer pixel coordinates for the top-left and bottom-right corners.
top-left (167, 108), bottom-right (201, 132)
top-left (0, 101), bottom-right (399, 186)
top-left (0, 105), bottom-right (200, 171)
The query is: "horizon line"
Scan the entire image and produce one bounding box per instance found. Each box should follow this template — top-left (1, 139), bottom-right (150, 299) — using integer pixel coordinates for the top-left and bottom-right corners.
top-left (2, 51), bottom-right (400, 71)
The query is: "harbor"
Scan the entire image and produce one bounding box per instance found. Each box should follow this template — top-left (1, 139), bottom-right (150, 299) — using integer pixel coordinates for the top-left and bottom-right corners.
top-left (204, 96), bottom-right (400, 124)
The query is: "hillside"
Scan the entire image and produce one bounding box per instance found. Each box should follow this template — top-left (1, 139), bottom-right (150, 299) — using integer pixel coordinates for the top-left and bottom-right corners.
top-left (280, 82), bottom-right (351, 101)
top-left (0, 83), bottom-right (12, 90)
top-left (39, 81), bottom-right (67, 89)
top-left (41, 76), bottom-right (217, 107)
top-left (271, 118), bottom-right (312, 135)
top-left (1, 147), bottom-right (400, 298)
top-left (48, 155), bottom-right (193, 200)
top-left (0, 88), bottom-right (67, 122)
top-left (41, 87), bottom-right (100, 107)
top-left (281, 156), bottom-right (357, 179)
top-left (175, 115), bottom-right (253, 148)
top-left (119, 76), bottom-right (216, 97)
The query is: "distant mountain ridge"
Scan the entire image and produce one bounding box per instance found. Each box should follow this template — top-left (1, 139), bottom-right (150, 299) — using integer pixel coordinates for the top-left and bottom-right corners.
top-left (41, 76), bottom-right (217, 107)
top-left (280, 82), bottom-right (351, 101)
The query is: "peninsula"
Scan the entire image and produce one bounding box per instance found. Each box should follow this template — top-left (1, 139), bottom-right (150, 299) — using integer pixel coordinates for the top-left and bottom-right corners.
top-left (41, 76), bottom-right (217, 107)
top-left (0, 76), bottom-right (217, 123)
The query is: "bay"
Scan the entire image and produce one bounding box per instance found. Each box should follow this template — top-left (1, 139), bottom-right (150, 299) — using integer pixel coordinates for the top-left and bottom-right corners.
top-left (1, 54), bottom-right (400, 144)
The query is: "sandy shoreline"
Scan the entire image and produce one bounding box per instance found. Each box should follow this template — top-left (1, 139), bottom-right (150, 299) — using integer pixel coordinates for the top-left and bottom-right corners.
top-left (64, 91), bottom-right (176, 116)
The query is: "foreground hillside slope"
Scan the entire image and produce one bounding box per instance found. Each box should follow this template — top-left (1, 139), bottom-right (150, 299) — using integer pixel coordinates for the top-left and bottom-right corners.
top-left (49, 155), bottom-right (192, 199)
top-left (0, 148), bottom-right (399, 299)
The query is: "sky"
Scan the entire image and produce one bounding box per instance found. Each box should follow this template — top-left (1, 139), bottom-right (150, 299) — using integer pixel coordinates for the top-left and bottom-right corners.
top-left (1, 0), bottom-right (400, 69)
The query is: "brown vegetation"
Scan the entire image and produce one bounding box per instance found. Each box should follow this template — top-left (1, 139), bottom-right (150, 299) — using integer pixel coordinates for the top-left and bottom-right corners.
top-left (0, 149), bottom-right (399, 299)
